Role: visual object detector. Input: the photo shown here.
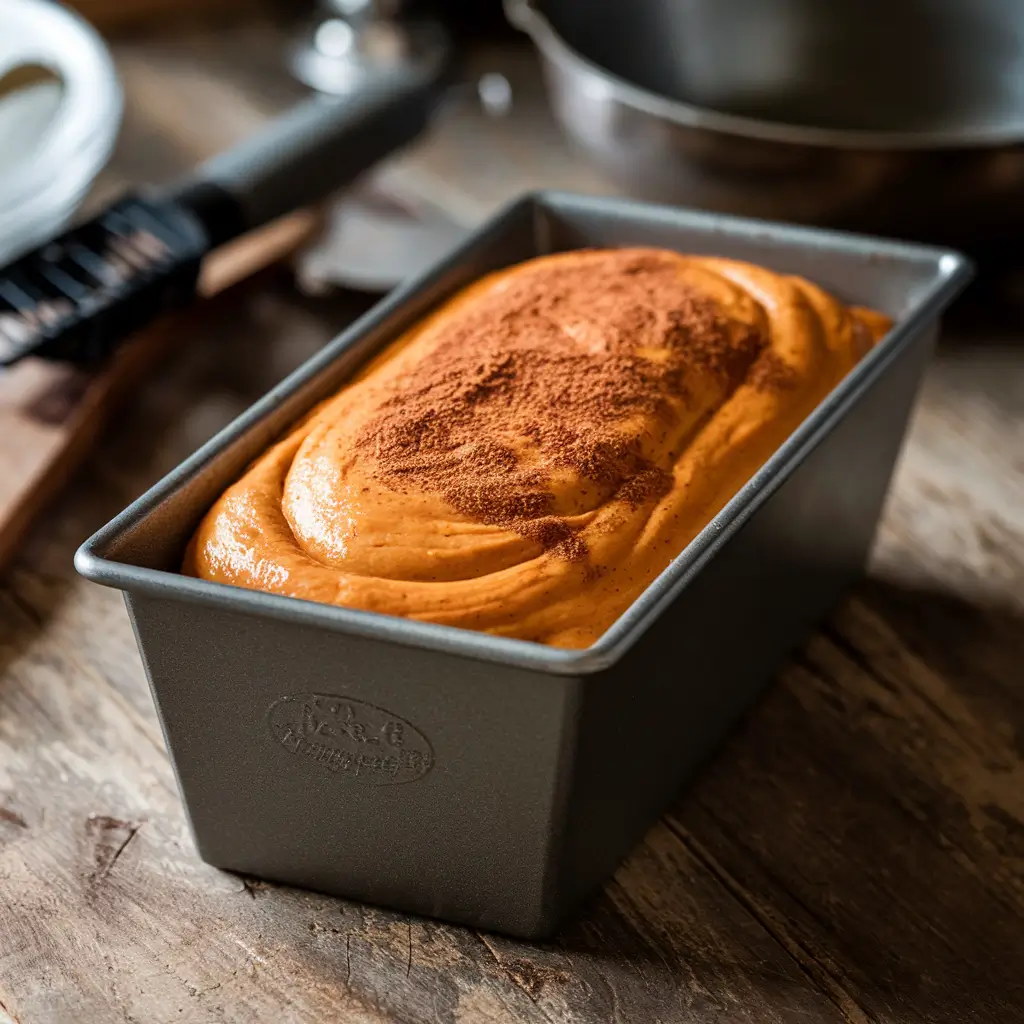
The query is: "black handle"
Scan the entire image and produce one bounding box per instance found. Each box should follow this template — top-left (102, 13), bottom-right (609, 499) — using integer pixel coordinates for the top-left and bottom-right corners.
top-left (0, 51), bottom-right (450, 368)
top-left (172, 63), bottom-right (446, 245)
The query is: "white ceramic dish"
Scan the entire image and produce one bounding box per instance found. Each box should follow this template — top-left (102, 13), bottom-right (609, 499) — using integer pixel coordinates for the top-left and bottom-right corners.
top-left (0, 0), bottom-right (122, 265)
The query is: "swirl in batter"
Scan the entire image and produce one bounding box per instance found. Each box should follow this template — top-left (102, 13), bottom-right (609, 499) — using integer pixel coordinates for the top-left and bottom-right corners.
top-left (184, 249), bottom-right (890, 648)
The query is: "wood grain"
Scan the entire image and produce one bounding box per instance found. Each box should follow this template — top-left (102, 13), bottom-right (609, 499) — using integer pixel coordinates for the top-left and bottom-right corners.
top-left (1, 29), bottom-right (1022, 1024)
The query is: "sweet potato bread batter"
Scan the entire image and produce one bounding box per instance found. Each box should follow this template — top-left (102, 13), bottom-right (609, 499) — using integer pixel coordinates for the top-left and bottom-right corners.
top-left (184, 249), bottom-right (890, 648)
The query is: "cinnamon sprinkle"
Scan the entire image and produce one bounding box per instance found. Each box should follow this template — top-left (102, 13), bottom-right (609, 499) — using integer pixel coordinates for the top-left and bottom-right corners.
top-left (355, 250), bottom-right (766, 561)
top-left (748, 350), bottom-right (798, 392)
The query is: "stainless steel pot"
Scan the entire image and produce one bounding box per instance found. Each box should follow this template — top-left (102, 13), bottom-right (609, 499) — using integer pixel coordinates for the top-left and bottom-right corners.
top-left (506, 0), bottom-right (1024, 247)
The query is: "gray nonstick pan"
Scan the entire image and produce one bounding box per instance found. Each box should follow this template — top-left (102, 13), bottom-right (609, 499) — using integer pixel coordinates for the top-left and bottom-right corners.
top-left (76, 191), bottom-right (971, 937)
top-left (506, 0), bottom-right (1024, 250)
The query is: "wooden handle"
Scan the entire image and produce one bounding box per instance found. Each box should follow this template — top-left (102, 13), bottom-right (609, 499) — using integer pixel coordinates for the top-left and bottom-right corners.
top-left (198, 208), bottom-right (320, 297)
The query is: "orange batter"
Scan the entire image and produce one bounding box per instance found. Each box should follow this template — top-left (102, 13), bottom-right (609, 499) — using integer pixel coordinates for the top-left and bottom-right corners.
top-left (184, 249), bottom-right (890, 648)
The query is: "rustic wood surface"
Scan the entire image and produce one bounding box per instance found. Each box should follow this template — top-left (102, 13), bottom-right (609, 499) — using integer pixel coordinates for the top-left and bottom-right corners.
top-left (1, 25), bottom-right (1023, 1024)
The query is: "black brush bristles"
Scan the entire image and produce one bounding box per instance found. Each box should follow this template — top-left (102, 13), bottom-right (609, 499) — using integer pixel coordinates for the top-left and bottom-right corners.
top-left (0, 195), bottom-right (211, 367)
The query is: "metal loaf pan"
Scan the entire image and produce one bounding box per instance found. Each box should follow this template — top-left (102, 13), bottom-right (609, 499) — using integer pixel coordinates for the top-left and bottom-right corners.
top-left (75, 193), bottom-right (972, 938)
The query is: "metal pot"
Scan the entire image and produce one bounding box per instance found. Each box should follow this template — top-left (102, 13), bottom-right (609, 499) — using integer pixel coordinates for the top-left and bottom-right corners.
top-left (506, 0), bottom-right (1024, 248)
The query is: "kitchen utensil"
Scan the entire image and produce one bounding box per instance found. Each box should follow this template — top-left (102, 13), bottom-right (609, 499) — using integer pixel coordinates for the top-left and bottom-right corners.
top-left (0, 0), bottom-right (122, 267)
top-left (0, 50), bottom-right (449, 369)
top-left (295, 187), bottom-right (470, 294)
top-left (293, 62), bottom-right (515, 294)
top-left (506, 0), bottom-right (1024, 248)
top-left (0, 210), bottom-right (319, 573)
top-left (76, 192), bottom-right (971, 938)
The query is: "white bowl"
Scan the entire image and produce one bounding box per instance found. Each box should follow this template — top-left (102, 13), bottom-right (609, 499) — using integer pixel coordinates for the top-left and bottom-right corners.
top-left (0, 0), bottom-right (123, 266)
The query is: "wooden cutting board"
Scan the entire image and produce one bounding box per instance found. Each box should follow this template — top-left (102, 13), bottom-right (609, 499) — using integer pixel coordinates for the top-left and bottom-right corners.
top-left (0, 210), bottom-right (319, 571)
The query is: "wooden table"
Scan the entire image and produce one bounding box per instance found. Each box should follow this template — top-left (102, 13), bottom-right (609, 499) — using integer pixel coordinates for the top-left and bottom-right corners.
top-left (1, 25), bottom-right (1023, 1024)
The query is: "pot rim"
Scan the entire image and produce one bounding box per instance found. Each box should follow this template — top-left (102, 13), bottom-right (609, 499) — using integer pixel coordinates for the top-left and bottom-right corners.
top-left (504, 0), bottom-right (1024, 152)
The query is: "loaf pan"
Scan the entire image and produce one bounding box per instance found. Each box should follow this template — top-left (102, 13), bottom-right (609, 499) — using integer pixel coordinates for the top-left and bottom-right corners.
top-left (75, 192), bottom-right (971, 938)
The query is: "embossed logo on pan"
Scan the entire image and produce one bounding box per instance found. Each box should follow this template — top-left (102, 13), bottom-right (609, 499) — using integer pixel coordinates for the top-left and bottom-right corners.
top-left (268, 693), bottom-right (433, 786)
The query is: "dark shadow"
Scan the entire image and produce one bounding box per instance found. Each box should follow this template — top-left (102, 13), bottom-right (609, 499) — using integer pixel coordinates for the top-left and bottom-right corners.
top-left (942, 268), bottom-right (1024, 339)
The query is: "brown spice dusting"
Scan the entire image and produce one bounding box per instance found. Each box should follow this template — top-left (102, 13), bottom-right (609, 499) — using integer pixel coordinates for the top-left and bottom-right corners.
top-left (356, 249), bottom-right (767, 560)
top-left (518, 517), bottom-right (588, 562)
top-left (748, 351), bottom-right (798, 392)
top-left (616, 467), bottom-right (674, 508)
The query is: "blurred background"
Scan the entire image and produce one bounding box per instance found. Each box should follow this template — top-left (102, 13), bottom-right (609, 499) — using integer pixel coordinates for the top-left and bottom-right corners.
top-left (1, 0), bottom-right (1023, 569)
